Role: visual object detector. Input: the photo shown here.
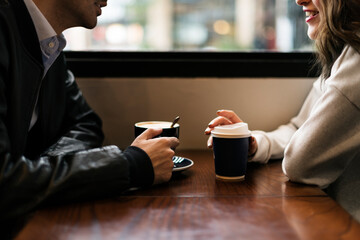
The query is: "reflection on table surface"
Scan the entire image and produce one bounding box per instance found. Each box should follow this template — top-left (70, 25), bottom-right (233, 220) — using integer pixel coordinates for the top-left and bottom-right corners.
top-left (14, 150), bottom-right (360, 240)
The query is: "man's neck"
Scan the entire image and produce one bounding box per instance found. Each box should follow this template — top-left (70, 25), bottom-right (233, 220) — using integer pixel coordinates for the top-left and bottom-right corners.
top-left (32, 0), bottom-right (66, 35)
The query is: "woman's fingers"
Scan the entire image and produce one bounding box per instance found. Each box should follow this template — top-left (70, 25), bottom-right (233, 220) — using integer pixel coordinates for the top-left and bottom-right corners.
top-left (216, 110), bottom-right (243, 123)
top-left (207, 116), bottom-right (233, 128)
top-left (205, 110), bottom-right (243, 135)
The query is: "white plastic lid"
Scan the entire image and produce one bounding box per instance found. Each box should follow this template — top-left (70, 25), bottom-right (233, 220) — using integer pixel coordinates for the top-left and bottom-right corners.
top-left (211, 122), bottom-right (251, 138)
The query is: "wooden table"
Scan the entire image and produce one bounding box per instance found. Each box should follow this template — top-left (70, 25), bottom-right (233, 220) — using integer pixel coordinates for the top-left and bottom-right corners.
top-left (15, 150), bottom-right (360, 239)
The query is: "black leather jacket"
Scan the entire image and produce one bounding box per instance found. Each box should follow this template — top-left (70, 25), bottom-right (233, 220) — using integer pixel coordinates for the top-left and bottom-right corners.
top-left (0, 0), bottom-right (154, 221)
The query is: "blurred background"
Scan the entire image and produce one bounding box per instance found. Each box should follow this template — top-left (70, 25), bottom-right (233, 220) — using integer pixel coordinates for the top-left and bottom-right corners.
top-left (66, 0), bottom-right (316, 150)
top-left (64, 0), bottom-right (312, 52)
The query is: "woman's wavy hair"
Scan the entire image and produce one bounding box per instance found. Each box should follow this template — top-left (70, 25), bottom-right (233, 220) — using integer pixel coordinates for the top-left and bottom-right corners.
top-left (315, 0), bottom-right (360, 79)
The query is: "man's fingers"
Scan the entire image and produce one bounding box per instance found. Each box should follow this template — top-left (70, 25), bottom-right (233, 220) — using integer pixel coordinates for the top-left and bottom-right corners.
top-left (137, 128), bottom-right (163, 140)
top-left (168, 137), bottom-right (180, 149)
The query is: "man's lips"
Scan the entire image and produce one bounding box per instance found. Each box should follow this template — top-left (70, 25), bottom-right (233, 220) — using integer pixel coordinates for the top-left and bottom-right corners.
top-left (101, 1), bottom-right (107, 7)
top-left (95, 1), bottom-right (107, 8)
top-left (95, 1), bottom-right (107, 16)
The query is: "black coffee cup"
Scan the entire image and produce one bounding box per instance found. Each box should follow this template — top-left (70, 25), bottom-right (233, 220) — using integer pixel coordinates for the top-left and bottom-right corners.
top-left (211, 122), bottom-right (251, 181)
top-left (134, 121), bottom-right (180, 138)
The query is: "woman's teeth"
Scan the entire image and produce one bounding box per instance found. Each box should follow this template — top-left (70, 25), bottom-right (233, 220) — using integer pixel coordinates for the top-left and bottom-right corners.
top-left (306, 11), bottom-right (319, 17)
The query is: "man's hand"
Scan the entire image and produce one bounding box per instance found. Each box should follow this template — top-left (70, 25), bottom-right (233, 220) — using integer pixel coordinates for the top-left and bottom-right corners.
top-left (131, 128), bottom-right (180, 185)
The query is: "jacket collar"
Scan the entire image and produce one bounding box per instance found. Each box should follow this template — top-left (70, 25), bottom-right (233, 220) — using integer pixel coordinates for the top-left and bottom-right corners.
top-left (9, 0), bottom-right (43, 64)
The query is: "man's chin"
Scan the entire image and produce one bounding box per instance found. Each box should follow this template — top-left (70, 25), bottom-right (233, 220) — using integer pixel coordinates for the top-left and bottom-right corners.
top-left (84, 20), bottom-right (98, 30)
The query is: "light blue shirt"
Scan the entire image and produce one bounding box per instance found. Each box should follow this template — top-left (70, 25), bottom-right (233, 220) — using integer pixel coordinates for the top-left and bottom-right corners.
top-left (24, 0), bottom-right (67, 129)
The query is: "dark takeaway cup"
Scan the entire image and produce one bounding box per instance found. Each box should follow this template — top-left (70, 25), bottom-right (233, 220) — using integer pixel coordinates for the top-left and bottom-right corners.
top-left (211, 122), bottom-right (251, 181)
top-left (134, 121), bottom-right (180, 138)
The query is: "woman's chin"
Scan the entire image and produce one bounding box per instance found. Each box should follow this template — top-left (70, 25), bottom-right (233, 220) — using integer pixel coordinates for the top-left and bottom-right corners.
top-left (307, 27), bottom-right (318, 40)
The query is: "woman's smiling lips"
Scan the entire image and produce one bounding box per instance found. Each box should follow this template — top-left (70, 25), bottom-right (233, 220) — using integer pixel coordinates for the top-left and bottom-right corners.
top-left (305, 10), bottom-right (319, 23)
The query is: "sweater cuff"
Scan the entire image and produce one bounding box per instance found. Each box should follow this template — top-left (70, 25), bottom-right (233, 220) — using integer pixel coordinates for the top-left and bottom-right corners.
top-left (248, 131), bottom-right (271, 164)
top-left (123, 146), bottom-right (154, 188)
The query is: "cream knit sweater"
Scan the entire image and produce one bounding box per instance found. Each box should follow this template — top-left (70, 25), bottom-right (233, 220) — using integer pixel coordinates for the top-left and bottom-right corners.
top-left (250, 45), bottom-right (360, 222)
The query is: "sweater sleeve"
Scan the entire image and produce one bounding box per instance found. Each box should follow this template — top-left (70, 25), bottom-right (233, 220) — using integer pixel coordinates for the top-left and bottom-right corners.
top-left (249, 79), bottom-right (321, 164)
top-left (282, 45), bottom-right (360, 188)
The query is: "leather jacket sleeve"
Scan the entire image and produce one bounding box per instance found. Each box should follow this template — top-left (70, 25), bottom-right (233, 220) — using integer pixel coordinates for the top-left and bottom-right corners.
top-left (1, 146), bottom-right (154, 221)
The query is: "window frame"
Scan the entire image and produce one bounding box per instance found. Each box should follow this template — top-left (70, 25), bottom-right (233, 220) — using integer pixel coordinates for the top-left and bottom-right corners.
top-left (64, 51), bottom-right (319, 78)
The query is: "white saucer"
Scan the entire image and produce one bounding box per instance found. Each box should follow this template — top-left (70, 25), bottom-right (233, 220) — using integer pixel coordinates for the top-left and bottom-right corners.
top-left (172, 156), bottom-right (194, 172)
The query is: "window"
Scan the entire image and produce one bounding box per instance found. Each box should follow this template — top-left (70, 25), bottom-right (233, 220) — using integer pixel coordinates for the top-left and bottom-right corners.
top-left (64, 0), bottom-right (317, 78)
top-left (64, 0), bottom-right (312, 52)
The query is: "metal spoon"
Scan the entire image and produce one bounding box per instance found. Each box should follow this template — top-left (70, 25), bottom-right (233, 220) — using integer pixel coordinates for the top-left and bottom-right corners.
top-left (170, 116), bottom-right (180, 128)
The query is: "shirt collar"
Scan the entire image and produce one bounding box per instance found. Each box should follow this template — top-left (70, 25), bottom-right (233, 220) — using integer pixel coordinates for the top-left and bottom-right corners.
top-left (40, 35), bottom-right (66, 55)
top-left (23, 0), bottom-right (57, 41)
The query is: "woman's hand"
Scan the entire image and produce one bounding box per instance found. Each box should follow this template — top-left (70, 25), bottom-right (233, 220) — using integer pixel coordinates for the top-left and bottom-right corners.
top-left (205, 110), bottom-right (258, 157)
top-left (204, 110), bottom-right (243, 148)
top-left (248, 135), bottom-right (258, 158)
